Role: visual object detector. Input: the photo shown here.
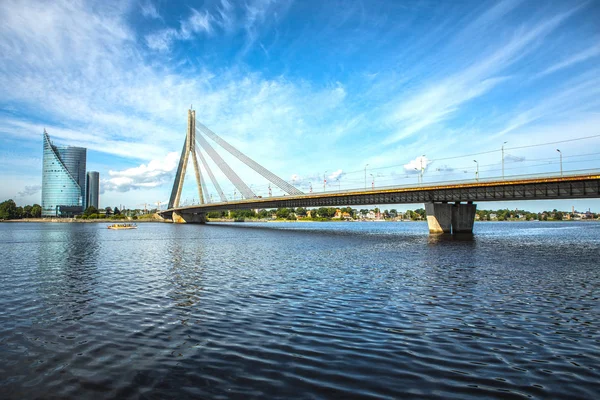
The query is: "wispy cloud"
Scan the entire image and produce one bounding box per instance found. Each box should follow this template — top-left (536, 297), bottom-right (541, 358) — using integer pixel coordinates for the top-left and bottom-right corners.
top-left (536, 43), bottom-right (600, 78)
top-left (145, 8), bottom-right (212, 51)
top-left (17, 185), bottom-right (42, 197)
top-left (493, 70), bottom-right (600, 138)
top-left (382, 3), bottom-right (584, 145)
top-left (140, 1), bottom-right (161, 20)
top-left (1, 0), bottom-right (599, 207)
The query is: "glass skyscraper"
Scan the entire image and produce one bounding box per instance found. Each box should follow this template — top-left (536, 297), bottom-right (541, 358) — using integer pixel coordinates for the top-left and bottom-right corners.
top-left (42, 130), bottom-right (87, 217)
top-left (86, 171), bottom-right (100, 210)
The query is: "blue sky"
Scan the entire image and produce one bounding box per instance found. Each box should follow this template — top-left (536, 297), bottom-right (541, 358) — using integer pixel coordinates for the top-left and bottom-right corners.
top-left (1, 0), bottom-right (599, 212)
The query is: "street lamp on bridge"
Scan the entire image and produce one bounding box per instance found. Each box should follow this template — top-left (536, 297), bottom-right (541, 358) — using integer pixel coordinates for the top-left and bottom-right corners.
top-left (502, 141), bottom-right (507, 179)
top-left (414, 168), bottom-right (421, 184)
top-left (420, 155), bottom-right (425, 184)
top-left (556, 149), bottom-right (563, 176)
top-left (364, 164), bottom-right (369, 190)
top-left (474, 160), bottom-right (479, 182)
top-left (324, 170), bottom-right (328, 192)
top-left (370, 173), bottom-right (374, 189)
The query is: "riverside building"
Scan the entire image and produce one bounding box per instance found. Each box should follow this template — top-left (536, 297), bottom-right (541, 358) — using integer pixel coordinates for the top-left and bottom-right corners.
top-left (86, 171), bottom-right (100, 210)
top-left (41, 130), bottom-right (87, 217)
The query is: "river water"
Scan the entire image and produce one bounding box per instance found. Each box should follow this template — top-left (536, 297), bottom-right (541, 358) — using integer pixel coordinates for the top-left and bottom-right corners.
top-left (0, 221), bottom-right (599, 399)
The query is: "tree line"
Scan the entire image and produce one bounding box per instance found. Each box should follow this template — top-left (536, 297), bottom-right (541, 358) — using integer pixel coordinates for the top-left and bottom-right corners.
top-left (0, 199), bottom-right (42, 219)
top-left (207, 207), bottom-right (428, 221)
top-left (207, 207), bottom-right (597, 222)
top-left (2, 199), bottom-right (595, 222)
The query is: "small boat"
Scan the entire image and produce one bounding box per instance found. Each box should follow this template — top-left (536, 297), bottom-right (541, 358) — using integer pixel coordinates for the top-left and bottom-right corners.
top-left (107, 223), bottom-right (137, 230)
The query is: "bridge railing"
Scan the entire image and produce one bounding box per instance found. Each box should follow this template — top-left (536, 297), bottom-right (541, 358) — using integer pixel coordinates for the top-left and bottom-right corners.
top-left (172, 168), bottom-right (600, 209)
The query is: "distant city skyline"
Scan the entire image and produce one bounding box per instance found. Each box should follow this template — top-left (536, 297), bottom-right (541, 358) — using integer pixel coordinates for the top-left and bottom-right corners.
top-left (1, 0), bottom-right (599, 212)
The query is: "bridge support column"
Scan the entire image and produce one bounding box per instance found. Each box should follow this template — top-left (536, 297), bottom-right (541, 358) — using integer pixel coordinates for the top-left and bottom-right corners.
top-left (172, 211), bottom-right (206, 224)
top-left (452, 202), bottom-right (477, 233)
top-left (425, 202), bottom-right (477, 234)
top-left (425, 202), bottom-right (453, 233)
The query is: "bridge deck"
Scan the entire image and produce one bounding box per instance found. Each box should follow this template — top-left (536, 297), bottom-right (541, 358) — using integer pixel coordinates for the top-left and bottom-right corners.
top-left (163, 170), bottom-right (600, 215)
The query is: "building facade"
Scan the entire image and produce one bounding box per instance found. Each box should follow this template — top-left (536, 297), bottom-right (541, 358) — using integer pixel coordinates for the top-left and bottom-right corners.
top-left (42, 130), bottom-right (87, 217)
top-left (86, 171), bottom-right (100, 210)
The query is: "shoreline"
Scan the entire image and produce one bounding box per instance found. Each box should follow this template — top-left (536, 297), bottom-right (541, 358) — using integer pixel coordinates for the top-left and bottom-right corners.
top-left (2, 218), bottom-right (598, 224)
top-left (0, 218), bottom-right (163, 223)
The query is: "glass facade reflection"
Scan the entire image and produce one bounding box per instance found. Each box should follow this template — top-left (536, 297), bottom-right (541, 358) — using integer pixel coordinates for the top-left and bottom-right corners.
top-left (86, 171), bottom-right (100, 210)
top-left (42, 130), bottom-right (87, 217)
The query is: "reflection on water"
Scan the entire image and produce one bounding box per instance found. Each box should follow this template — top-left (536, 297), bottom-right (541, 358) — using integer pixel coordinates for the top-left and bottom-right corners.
top-left (0, 221), bottom-right (599, 399)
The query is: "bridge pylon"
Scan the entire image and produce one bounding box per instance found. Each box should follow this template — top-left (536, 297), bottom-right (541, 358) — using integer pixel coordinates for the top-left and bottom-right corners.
top-left (168, 108), bottom-right (204, 209)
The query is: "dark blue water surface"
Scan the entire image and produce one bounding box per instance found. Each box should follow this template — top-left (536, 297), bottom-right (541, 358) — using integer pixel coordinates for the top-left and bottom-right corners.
top-left (0, 221), bottom-right (599, 399)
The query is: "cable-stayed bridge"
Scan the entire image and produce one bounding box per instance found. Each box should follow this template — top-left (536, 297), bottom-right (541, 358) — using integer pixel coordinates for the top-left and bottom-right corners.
top-left (160, 109), bottom-right (600, 234)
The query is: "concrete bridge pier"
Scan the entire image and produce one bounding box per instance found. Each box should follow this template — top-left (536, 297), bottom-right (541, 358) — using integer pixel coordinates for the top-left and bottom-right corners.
top-left (425, 202), bottom-right (477, 234)
top-left (172, 211), bottom-right (206, 224)
top-left (425, 202), bottom-right (453, 233)
top-left (452, 202), bottom-right (477, 233)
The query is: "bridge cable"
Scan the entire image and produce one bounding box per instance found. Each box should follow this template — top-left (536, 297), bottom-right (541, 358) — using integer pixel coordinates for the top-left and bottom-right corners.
top-left (168, 134), bottom-right (190, 209)
top-left (198, 164), bottom-right (210, 204)
top-left (190, 144), bottom-right (205, 205)
top-left (195, 147), bottom-right (228, 202)
top-left (196, 123), bottom-right (304, 196)
top-left (196, 133), bottom-right (256, 199)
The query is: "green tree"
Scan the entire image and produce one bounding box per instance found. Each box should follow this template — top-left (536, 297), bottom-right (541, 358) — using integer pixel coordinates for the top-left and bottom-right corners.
top-left (414, 208), bottom-right (426, 219)
top-left (554, 211), bottom-right (563, 220)
top-left (23, 205), bottom-right (33, 218)
top-left (0, 199), bottom-right (18, 220)
top-left (231, 209), bottom-right (256, 219)
top-left (114, 207), bottom-right (121, 215)
top-left (31, 204), bottom-right (42, 218)
top-left (257, 209), bottom-right (271, 219)
top-left (276, 208), bottom-right (291, 219)
top-left (84, 206), bottom-right (98, 216)
top-left (316, 207), bottom-right (336, 219)
top-left (105, 207), bottom-right (113, 216)
top-left (295, 207), bottom-right (307, 217)
top-left (286, 213), bottom-right (297, 221)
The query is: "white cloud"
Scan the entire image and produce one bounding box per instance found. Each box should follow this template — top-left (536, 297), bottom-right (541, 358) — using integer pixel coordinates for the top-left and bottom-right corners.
top-left (103, 152), bottom-right (180, 192)
top-left (140, 1), bottom-right (160, 19)
top-left (382, 4), bottom-right (583, 145)
top-left (145, 9), bottom-right (212, 51)
top-left (17, 185), bottom-right (42, 197)
top-left (328, 169), bottom-right (344, 181)
top-left (1, 0), bottom-right (599, 208)
top-left (536, 43), bottom-right (600, 78)
top-left (404, 156), bottom-right (430, 174)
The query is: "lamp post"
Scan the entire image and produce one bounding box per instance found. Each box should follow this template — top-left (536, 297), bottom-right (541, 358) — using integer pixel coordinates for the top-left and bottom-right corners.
top-left (324, 170), bottom-right (328, 192)
top-left (414, 168), bottom-right (420, 184)
top-left (420, 154), bottom-right (425, 183)
top-left (556, 149), bottom-right (562, 176)
top-left (473, 160), bottom-right (479, 182)
top-left (502, 141), bottom-right (507, 179)
top-left (364, 164), bottom-right (369, 190)
top-left (370, 173), bottom-right (374, 189)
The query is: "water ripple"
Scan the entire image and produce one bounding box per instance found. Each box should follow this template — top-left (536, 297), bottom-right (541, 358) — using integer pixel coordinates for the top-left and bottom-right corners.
top-left (0, 221), bottom-right (599, 399)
